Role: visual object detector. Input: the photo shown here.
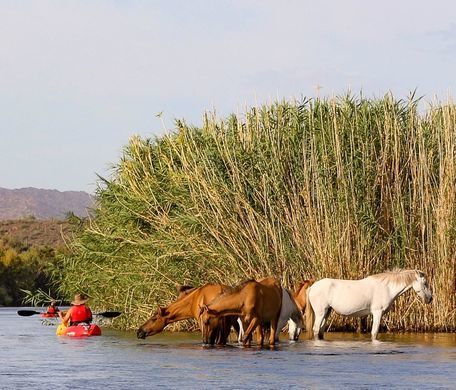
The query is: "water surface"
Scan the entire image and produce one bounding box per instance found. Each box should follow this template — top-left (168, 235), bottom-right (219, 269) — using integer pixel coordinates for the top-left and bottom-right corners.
top-left (1, 307), bottom-right (454, 389)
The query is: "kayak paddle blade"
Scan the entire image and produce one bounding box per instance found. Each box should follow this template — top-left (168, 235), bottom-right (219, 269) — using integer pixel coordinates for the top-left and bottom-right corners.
top-left (17, 310), bottom-right (41, 316)
top-left (94, 311), bottom-right (121, 318)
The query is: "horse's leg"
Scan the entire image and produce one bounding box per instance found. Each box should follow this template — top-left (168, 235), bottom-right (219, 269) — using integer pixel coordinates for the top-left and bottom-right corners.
top-left (237, 318), bottom-right (244, 344)
top-left (320, 307), bottom-right (333, 339)
top-left (242, 317), bottom-right (259, 346)
top-left (269, 317), bottom-right (279, 346)
top-left (209, 329), bottom-right (217, 345)
top-left (371, 310), bottom-right (383, 341)
top-left (255, 326), bottom-right (264, 346)
top-left (313, 307), bottom-right (331, 340)
top-left (357, 316), bottom-right (368, 333)
top-left (312, 312), bottom-right (324, 340)
top-left (245, 331), bottom-right (253, 347)
top-left (216, 317), bottom-right (230, 346)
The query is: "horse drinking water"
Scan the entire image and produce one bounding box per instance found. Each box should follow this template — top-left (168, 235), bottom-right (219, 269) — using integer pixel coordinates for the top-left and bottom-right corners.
top-left (136, 284), bottom-right (238, 345)
top-left (305, 269), bottom-right (433, 341)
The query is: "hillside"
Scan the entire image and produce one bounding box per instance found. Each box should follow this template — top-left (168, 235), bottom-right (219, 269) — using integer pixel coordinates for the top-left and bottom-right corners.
top-left (0, 218), bottom-right (69, 247)
top-left (0, 187), bottom-right (93, 220)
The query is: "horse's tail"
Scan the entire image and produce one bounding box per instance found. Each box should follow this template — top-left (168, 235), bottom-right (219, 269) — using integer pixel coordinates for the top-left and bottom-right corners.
top-left (305, 287), bottom-right (315, 339)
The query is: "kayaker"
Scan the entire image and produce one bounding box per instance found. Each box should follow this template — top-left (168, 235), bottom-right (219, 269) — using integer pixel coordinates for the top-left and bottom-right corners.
top-left (59, 293), bottom-right (93, 326)
top-left (46, 300), bottom-right (59, 315)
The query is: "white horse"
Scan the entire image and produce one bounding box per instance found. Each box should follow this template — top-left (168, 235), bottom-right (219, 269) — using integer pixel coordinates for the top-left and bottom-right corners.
top-left (305, 269), bottom-right (433, 341)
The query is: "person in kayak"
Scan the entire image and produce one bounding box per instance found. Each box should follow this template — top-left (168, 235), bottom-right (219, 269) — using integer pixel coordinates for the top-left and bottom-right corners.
top-left (59, 293), bottom-right (93, 326)
top-left (46, 300), bottom-right (59, 315)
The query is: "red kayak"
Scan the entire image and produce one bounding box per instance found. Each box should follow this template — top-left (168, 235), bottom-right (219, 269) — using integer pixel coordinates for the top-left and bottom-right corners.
top-left (40, 313), bottom-right (59, 318)
top-left (56, 323), bottom-right (102, 337)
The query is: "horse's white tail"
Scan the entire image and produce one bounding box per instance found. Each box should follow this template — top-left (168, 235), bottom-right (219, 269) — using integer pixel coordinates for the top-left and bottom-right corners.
top-left (305, 287), bottom-right (315, 339)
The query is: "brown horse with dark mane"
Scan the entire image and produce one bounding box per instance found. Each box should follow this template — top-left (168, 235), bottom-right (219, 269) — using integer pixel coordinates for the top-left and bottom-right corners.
top-left (200, 277), bottom-right (282, 346)
top-left (136, 284), bottom-right (238, 345)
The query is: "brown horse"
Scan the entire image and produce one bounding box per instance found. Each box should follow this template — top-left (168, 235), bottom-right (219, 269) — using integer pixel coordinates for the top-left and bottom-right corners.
top-left (200, 277), bottom-right (282, 346)
top-left (293, 280), bottom-right (314, 311)
top-left (136, 284), bottom-right (238, 345)
top-left (285, 279), bottom-right (314, 340)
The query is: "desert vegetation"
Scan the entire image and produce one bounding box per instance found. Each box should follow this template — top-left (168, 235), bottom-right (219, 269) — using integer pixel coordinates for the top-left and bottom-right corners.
top-left (56, 94), bottom-right (455, 332)
top-left (0, 218), bottom-right (68, 305)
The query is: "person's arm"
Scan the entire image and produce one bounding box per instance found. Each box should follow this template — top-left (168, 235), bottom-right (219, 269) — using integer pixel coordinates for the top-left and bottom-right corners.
top-left (59, 308), bottom-right (72, 325)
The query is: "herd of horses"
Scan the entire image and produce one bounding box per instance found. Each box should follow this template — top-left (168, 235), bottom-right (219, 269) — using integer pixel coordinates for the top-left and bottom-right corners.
top-left (136, 269), bottom-right (433, 346)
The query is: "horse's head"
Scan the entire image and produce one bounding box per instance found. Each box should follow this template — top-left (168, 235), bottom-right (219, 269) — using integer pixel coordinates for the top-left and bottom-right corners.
top-left (288, 320), bottom-right (301, 341)
top-left (136, 307), bottom-right (169, 339)
top-left (198, 304), bottom-right (220, 344)
top-left (412, 270), bottom-right (433, 304)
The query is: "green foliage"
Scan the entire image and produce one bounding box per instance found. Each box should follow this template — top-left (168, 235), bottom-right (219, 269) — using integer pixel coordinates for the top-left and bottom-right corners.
top-left (58, 95), bottom-right (455, 331)
top-left (21, 288), bottom-right (61, 307)
top-left (0, 239), bottom-right (61, 306)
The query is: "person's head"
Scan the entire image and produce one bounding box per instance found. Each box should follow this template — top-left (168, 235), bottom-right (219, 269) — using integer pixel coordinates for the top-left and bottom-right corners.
top-left (71, 293), bottom-right (88, 306)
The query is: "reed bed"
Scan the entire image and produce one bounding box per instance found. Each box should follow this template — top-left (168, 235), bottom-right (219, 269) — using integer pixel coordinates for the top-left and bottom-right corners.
top-left (57, 95), bottom-right (455, 331)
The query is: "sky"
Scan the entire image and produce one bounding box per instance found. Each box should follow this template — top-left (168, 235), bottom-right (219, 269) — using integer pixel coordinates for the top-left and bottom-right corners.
top-left (1, 0), bottom-right (455, 193)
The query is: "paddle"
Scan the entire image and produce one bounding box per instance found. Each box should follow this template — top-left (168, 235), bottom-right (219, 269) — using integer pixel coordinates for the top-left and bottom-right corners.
top-left (94, 311), bottom-right (121, 318)
top-left (17, 310), bottom-right (121, 318)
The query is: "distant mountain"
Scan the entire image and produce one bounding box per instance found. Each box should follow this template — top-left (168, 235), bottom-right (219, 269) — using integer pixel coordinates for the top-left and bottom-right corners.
top-left (0, 187), bottom-right (94, 220)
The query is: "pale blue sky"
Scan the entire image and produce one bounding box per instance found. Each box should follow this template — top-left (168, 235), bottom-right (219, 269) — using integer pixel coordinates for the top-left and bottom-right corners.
top-left (1, 0), bottom-right (455, 193)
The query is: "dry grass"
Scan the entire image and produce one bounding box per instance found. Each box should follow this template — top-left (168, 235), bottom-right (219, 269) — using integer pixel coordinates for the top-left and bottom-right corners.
top-left (57, 95), bottom-right (455, 331)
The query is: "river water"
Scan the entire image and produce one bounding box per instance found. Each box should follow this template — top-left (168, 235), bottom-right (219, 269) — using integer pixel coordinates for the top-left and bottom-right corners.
top-left (1, 307), bottom-right (454, 389)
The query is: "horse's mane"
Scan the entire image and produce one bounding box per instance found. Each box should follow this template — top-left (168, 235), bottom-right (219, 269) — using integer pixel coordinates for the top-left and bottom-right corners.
top-left (208, 279), bottom-right (255, 305)
top-left (294, 279), bottom-right (314, 295)
top-left (176, 285), bottom-right (197, 300)
top-left (231, 279), bottom-right (256, 293)
top-left (369, 269), bottom-right (417, 285)
top-left (177, 285), bottom-right (195, 294)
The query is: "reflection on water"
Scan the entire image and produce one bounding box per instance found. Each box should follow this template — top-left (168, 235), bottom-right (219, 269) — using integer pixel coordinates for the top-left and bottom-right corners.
top-left (1, 307), bottom-right (455, 389)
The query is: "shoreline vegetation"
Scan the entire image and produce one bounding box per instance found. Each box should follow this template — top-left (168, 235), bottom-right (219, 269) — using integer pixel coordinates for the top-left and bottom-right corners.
top-left (0, 217), bottom-right (67, 306)
top-left (55, 94), bottom-right (454, 332)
